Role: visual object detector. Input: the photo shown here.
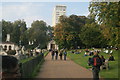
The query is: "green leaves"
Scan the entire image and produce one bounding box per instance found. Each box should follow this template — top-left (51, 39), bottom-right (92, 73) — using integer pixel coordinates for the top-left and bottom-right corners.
top-left (80, 27), bottom-right (104, 48)
top-left (89, 2), bottom-right (119, 48)
top-left (2, 20), bottom-right (13, 42)
top-left (12, 20), bottom-right (27, 45)
top-left (54, 15), bottom-right (87, 49)
top-left (89, 2), bottom-right (119, 27)
top-left (1, 20), bottom-right (50, 49)
top-left (28, 20), bottom-right (49, 49)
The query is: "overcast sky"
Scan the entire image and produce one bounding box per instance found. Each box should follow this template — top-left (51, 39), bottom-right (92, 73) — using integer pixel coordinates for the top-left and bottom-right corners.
top-left (1, 2), bottom-right (90, 27)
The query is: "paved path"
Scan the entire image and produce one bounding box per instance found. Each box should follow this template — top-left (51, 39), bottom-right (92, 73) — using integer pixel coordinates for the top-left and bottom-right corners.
top-left (36, 52), bottom-right (93, 78)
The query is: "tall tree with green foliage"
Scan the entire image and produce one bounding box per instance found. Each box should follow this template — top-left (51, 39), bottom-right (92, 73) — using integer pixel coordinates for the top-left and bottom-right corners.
top-left (1, 20), bottom-right (13, 42)
top-left (89, 2), bottom-right (119, 27)
top-left (47, 25), bottom-right (53, 40)
top-left (11, 20), bottom-right (27, 45)
top-left (54, 15), bottom-right (87, 49)
top-left (89, 2), bottom-right (120, 48)
top-left (28, 20), bottom-right (49, 49)
top-left (80, 26), bottom-right (107, 48)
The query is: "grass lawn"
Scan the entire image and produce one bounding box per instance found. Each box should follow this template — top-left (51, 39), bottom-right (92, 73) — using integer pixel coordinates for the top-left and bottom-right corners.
top-left (44, 51), bottom-right (49, 57)
top-left (67, 49), bottom-right (119, 78)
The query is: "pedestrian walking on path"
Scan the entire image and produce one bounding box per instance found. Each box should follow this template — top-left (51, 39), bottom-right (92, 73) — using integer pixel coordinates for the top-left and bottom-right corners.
top-left (59, 50), bottom-right (63, 60)
top-left (51, 50), bottom-right (55, 60)
top-left (63, 50), bottom-right (67, 60)
top-left (55, 50), bottom-right (58, 60)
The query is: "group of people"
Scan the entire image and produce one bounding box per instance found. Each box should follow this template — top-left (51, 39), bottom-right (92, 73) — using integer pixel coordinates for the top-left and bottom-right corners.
top-left (71, 50), bottom-right (82, 54)
top-left (50, 49), bottom-right (67, 60)
top-left (1, 49), bottom-right (116, 80)
top-left (84, 49), bottom-right (101, 56)
top-left (0, 51), bottom-right (108, 80)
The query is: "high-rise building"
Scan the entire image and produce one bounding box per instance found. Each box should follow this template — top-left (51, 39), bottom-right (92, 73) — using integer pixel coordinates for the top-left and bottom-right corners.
top-left (52, 5), bottom-right (66, 27)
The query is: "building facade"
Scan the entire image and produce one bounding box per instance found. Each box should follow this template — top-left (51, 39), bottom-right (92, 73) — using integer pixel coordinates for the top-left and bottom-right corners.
top-left (0, 42), bottom-right (19, 55)
top-left (52, 5), bottom-right (66, 27)
top-left (0, 34), bottom-right (20, 55)
top-left (47, 40), bottom-right (58, 50)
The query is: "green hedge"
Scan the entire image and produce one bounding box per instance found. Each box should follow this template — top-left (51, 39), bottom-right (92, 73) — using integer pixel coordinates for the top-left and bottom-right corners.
top-left (19, 51), bottom-right (49, 78)
top-left (20, 54), bottom-right (44, 78)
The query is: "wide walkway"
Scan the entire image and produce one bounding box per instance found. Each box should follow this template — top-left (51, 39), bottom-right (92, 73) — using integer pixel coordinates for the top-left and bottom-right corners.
top-left (36, 52), bottom-right (93, 78)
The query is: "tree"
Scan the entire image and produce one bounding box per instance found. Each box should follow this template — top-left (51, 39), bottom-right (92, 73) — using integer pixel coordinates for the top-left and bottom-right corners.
top-left (11, 20), bottom-right (27, 45)
top-left (1, 20), bottom-right (13, 42)
top-left (80, 26), bottom-right (106, 48)
top-left (54, 15), bottom-right (87, 49)
top-left (89, 2), bottom-right (119, 27)
top-left (47, 25), bottom-right (54, 40)
top-left (89, 2), bottom-right (120, 48)
top-left (28, 20), bottom-right (49, 49)
top-left (20, 30), bottom-right (29, 47)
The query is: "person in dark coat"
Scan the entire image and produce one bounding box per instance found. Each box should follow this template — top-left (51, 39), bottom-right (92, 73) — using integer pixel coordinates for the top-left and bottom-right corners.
top-left (55, 50), bottom-right (58, 60)
top-left (59, 51), bottom-right (63, 60)
top-left (100, 55), bottom-right (105, 64)
top-left (51, 50), bottom-right (55, 60)
top-left (108, 54), bottom-right (115, 61)
top-left (90, 51), bottom-right (102, 80)
top-left (40, 50), bottom-right (44, 58)
top-left (63, 50), bottom-right (67, 60)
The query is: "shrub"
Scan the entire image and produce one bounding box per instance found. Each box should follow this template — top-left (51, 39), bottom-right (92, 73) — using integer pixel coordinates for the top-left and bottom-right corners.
top-left (7, 50), bottom-right (16, 55)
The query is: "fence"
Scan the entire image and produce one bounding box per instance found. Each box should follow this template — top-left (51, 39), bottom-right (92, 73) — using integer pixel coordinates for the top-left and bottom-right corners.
top-left (20, 54), bottom-right (44, 78)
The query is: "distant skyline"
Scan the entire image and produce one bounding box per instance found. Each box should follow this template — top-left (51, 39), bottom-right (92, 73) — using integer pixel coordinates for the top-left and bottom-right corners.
top-left (1, 2), bottom-right (90, 27)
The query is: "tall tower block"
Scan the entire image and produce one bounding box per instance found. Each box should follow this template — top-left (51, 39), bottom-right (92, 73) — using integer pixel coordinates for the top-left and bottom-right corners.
top-left (52, 5), bottom-right (66, 27)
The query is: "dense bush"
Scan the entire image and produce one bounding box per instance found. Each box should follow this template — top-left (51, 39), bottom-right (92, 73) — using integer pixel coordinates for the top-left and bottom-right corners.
top-left (7, 50), bottom-right (16, 55)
